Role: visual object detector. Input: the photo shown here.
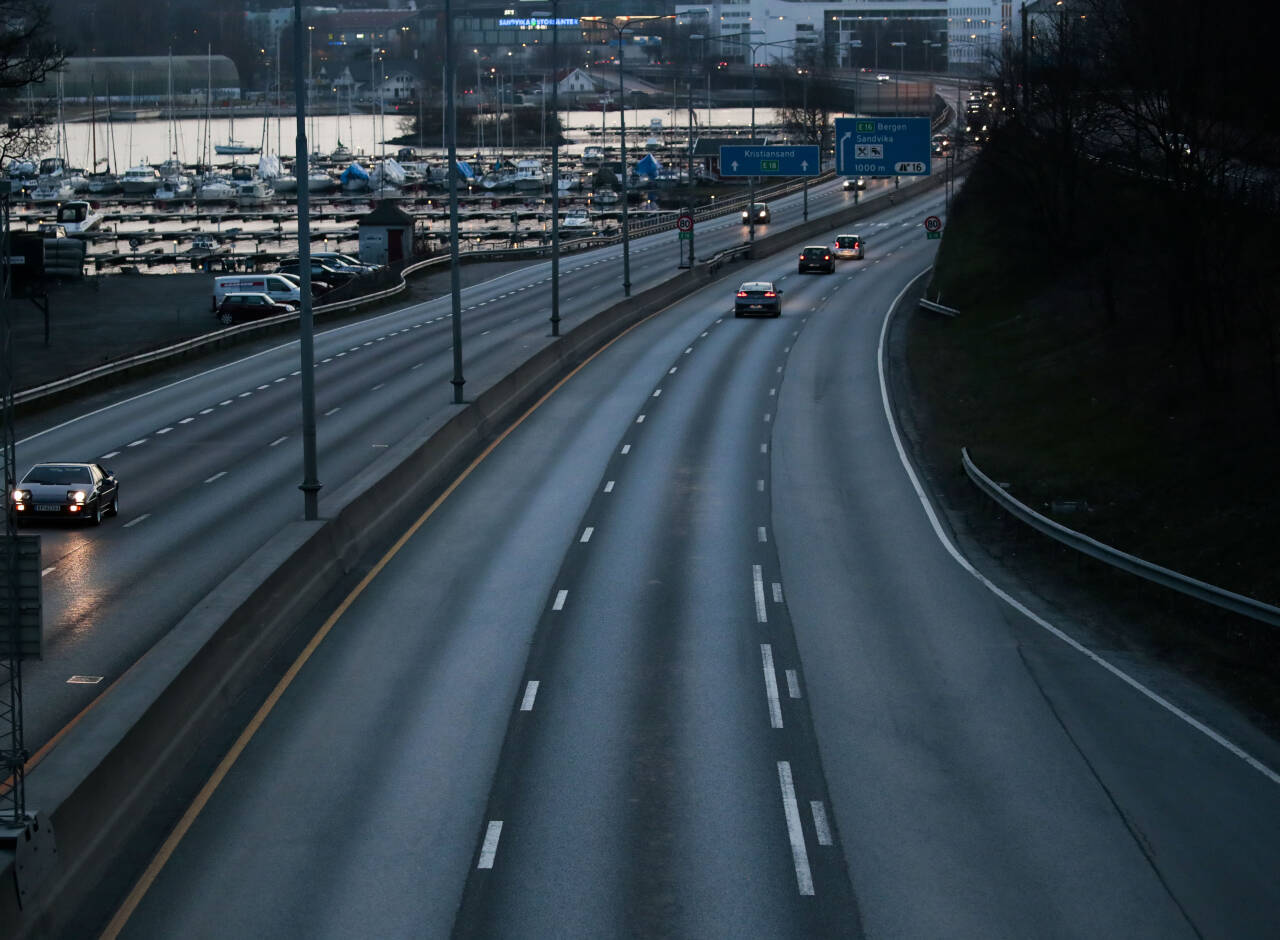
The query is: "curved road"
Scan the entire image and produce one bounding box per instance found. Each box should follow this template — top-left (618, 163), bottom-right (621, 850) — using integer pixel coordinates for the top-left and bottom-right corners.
top-left (102, 188), bottom-right (1280, 938)
top-left (15, 171), bottom-right (892, 754)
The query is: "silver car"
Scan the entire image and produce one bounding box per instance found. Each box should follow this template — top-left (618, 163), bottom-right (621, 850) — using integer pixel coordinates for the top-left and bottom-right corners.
top-left (11, 462), bottom-right (119, 525)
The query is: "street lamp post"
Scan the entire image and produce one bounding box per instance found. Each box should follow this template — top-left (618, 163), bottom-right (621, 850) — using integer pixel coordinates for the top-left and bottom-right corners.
top-left (685, 33), bottom-right (704, 267)
top-left (531, 2), bottom-right (563, 334)
top-left (890, 40), bottom-right (906, 113)
top-left (717, 34), bottom-right (795, 243)
top-left (583, 15), bottom-right (675, 296)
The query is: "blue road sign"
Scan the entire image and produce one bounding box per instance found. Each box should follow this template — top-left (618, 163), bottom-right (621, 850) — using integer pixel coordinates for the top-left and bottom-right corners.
top-left (719, 145), bottom-right (821, 177)
top-left (834, 117), bottom-right (931, 176)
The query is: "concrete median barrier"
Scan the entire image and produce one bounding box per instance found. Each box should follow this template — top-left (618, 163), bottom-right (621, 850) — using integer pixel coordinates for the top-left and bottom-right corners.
top-left (0, 256), bottom-right (717, 939)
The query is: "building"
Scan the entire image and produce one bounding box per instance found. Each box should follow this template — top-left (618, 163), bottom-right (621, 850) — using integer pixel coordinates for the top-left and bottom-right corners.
top-left (357, 201), bottom-right (416, 265)
top-left (674, 0), bottom-right (1013, 71)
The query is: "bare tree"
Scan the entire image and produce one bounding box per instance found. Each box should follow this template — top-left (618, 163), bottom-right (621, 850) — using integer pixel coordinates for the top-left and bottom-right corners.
top-left (0, 0), bottom-right (64, 163)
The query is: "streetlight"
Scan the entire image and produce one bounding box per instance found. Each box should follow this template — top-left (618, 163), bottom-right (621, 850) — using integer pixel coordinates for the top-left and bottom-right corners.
top-left (581, 14), bottom-right (675, 297)
top-left (685, 32), bottom-right (705, 268)
top-left (530, 1), bottom-right (564, 335)
top-left (716, 33), bottom-right (797, 243)
top-left (890, 40), bottom-right (906, 113)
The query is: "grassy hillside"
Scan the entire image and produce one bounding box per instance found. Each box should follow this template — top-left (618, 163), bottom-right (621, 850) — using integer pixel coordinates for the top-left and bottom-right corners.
top-left (903, 130), bottom-right (1280, 729)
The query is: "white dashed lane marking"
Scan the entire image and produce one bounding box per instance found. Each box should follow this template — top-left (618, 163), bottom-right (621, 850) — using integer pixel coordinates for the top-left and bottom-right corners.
top-left (477, 821), bottom-right (503, 869)
top-left (101, 451), bottom-right (120, 459)
top-left (520, 681), bottom-right (540, 712)
top-left (123, 514), bottom-right (150, 528)
top-left (553, 590), bottom-right (569, 611)
top-left (127, 440), bottom-right (146, 448)
top-left (270, 436), bottom-right (288, 447)
top-left (204, 472), bottom-right (227, 484)
top-left (156, 427), bottom-right (173, 435)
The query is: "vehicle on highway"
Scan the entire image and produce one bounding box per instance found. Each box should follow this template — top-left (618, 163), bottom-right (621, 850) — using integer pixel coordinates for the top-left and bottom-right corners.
top-left (842, 177), bottom-right (866, 191)
top-left (12, 462), bottom-right (118, 525)
top-left (876, 73), bottom-right (892, 82)
top-left (734, 281), bottom-right (782, 318)
top-left (741, 202), bottom-right (771, 224)
top-left (274, 259), bottom-right (357, 287)
top-left (216, 292), bottom-right (295, 326)
top-left (798, 245), bottom-right (835, 274)
top-left (832, 233), bottom-right (864, 260)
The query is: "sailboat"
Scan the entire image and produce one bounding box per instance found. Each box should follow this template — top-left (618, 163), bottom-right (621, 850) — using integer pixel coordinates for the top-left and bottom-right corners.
top-left (214, 53), bottom-right (260, 156)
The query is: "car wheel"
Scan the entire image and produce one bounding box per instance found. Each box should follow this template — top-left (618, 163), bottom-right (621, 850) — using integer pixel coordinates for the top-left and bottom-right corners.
top-left (87, 501), bottom-right (103, 526)
top-left (107, 493), bottom-right (119, 517)
top-left (218, 310), bottom-right (235, 326)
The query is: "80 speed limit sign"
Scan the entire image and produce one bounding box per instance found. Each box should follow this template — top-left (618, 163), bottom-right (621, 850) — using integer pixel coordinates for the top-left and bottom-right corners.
top-left (923, 215), bottom-right (943, 233)
top-left (677, 214), bottom-right (694, 232)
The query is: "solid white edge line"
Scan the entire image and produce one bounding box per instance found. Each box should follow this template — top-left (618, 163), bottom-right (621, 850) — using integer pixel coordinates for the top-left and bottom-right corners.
top-left (478, 820), bottom-right (503, 869)
top-left (752, 565), bottom-right (768, 623)
top-left (761, 644), bottom-right (784, 729)
top-left (811, 800), bottom-right (833, 846)
top-left (520, 681), bottom-right (539, 712)
top-left (877, 267), bottom-right (1280, 788)
top-left (777, 761), bottom-right (815, 895)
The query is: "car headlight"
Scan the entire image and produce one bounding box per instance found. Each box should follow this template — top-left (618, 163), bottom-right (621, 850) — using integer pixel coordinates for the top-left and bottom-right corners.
top-left (12, 489), bottom-right (27, 502)
top-left (71, 490), bottom-right (87, 504)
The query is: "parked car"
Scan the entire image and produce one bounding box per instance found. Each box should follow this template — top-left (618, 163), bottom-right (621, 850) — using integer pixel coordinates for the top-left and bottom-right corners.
top-left (274, 259), bottom-right (356, 286)
top-left (832, 234), bottom-right (864, 260)
top-left (211, 273), bottom-right (302, 312)
top-left (275, 271), bottom-right (335, 296)
top-left (741, 202), bottom-right (771, 224)
top-left (734, 281), bottom-right (782, 318)
top-left (279, 251), bottom-right (378, 274)
top-left (798, 245), bottom-right (835, 274)
top-left (11, 462), bottom-right (118, 525)
top-left (842, 177), bottom-right (867, 191)
top-left (216, 292), bottom-right (295, 326)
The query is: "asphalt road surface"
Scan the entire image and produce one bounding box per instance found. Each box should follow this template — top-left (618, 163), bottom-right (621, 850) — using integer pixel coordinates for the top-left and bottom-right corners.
top-left (102, 187), bottom-right (1280, 938)
top-left (14, 172), bottom-right (894, 757)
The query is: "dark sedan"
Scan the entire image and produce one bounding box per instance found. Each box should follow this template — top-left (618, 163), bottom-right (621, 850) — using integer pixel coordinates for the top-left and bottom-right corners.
top-left (741, 202), bottom-right (771, 224)
top-left (216, 292), bottom-right (295, 326)
top-left (12, 462), bottom-right (119, 525)
top-left (798, 245), bottom-right (835, 274)
top-left (734, 281), bottom-right (782, 318)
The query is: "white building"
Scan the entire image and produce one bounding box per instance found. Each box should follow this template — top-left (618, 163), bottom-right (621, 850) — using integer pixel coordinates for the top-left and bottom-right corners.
top-left (676, 0), bottom-right (1012, 71)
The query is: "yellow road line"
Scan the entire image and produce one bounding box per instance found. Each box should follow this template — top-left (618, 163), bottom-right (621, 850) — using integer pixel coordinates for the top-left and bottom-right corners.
top-left (101, 310), bottom-right (662, 938)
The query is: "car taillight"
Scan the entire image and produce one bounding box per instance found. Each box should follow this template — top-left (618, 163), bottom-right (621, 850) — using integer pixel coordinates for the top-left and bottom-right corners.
top-left (764, 291), bottom-right (776, 298)
top-left (824, 255), bottom-right (830, 260)
top-left (737, 291), bottom-right (748, 298)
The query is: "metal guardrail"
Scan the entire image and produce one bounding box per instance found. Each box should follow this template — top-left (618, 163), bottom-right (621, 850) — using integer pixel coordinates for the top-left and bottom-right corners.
top-left (961, 447), bottom-right (1280, 627)
top-left (918, 297), bottom-right (961, 317)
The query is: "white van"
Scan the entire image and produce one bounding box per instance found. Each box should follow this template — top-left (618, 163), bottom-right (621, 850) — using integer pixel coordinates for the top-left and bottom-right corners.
top-left (211, 274), bottom-right (302, 311)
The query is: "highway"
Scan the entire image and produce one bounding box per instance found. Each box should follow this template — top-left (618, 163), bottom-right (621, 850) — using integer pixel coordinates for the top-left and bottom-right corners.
top-left (13, 171), bottom-right (891, 756)
top-left (96, 186), bottom-right (1280, 938)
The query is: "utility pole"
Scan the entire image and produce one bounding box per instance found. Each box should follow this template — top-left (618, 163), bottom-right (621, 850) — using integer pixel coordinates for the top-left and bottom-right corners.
top-left (549, 0), bottom-right (562, 335)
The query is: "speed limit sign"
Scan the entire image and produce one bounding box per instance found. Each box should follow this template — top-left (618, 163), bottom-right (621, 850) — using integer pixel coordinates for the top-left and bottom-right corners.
top-left (677, 213), bottom-right (694, 232)
top-left (923, 215), bottom-right (943, 233)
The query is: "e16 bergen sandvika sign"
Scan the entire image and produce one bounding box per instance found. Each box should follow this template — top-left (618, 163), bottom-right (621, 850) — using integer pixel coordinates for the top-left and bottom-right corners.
top-left (835, 117), bottom-right (931, 177)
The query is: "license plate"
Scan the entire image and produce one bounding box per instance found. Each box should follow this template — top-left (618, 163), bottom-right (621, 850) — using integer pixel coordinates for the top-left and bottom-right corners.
top-left (750, 304), bottom-right (763, 309)
top-left (34, 505), bottom-right (62, 512)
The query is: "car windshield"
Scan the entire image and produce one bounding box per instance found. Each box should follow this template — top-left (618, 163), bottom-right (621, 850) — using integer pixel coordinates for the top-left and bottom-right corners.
top-left (803, 248), bottom-right (826, 257)
top-left (23, 465), bottom-right (91, 485)
top-left (740, 283), bottom-right (772, 293)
